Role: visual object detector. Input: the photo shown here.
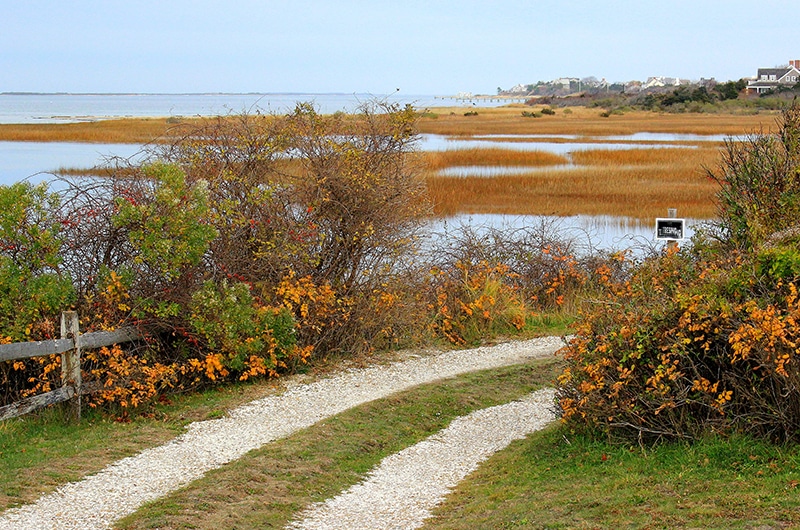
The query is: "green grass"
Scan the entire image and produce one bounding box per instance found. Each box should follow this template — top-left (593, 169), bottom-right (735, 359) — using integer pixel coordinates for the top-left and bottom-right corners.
top-left (524, 312), bottom-right (575, 337)
top-left (425, 429), bottom-right (800, 529)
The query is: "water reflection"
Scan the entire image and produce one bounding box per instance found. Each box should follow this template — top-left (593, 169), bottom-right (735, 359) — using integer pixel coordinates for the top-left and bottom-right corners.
top-left (602, 132), bottom-right (729, 142)
top-left (418, 134), bottom-right (697, 153)
top-left (437, 164), bottom-right (575, 177)
top-left (427, 213), bottom-right (698, 254)
top-left (0, 141), bottom-right (143, 185)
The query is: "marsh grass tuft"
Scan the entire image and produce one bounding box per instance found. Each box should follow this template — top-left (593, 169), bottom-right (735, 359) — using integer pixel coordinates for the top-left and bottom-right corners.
top-left (424, 148), bottom-right (568, 170)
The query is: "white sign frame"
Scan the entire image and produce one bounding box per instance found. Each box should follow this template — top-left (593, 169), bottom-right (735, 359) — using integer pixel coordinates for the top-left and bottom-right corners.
top-left (655, 218), bottom-right (686, 241)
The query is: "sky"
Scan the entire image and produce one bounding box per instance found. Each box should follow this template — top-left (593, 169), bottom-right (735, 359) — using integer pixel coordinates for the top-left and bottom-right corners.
top-left (2, 0), bottom-right (798, 96)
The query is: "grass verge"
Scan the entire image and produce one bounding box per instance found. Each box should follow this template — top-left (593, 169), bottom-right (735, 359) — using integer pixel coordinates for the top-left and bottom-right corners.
top-left (425, 428), bottom-right (800, 529)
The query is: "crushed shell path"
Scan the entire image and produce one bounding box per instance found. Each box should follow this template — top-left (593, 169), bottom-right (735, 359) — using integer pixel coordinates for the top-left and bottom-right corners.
top-left (287, 388), bottom-right (556, 530)
top-left (0, 336), bottom-right (563, 530)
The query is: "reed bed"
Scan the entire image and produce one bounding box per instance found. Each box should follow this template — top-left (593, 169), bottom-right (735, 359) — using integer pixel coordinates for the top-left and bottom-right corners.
top-left (568, 146), bottom-right (719, 167)
top-left (423, 148), bottom-right (568, 170)
top-left (418, 107), bottom-right (778, 137)
top-left (426, 146), bottom-right (722, 220)
top-left (0, 118), bottom-right (204, 144)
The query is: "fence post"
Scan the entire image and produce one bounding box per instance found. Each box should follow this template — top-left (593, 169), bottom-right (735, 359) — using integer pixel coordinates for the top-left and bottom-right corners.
top-left (60, 311), bottom-right (81, 422)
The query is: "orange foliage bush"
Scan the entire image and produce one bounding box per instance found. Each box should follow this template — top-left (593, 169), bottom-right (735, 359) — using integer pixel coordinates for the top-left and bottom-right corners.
top-left (428, 260), bottom-right (526, 345)
top-left (558, 104), bottom-right (800, 443)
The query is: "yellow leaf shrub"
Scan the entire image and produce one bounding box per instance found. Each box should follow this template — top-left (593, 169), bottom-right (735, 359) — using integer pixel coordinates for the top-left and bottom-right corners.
top-left (558, 234), bottom-right (800, 444)
top-left (428, 261), bottom-right (526, 345)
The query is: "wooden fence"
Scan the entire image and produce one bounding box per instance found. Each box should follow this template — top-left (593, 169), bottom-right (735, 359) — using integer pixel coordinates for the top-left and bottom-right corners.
top-left (0, 311), bottom-right (140, 422)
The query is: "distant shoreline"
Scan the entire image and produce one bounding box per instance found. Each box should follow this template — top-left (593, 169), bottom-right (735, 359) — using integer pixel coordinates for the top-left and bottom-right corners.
top-left (1, 91), bottom-right (398, 96)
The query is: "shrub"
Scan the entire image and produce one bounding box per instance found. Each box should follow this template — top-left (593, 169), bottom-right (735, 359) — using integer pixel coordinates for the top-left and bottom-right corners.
top-left (0, 182), bottom-right (76, 404)
top-left (558, 103), bottom-right (800, 443)
top-left (428, 260), bottom-right (526, 345)
top-left (189, 279), bottom-right (298, 378)
top-left (709, 103), bottom-right (800, 249)
top-left (153, 101), bottom-right (430, 355)
top-left (112, 162), bottom-right (217, 320)
top-left (424, 220), bottom-right (615, 345)
top-left (0, 182), bottom-right (74, 341)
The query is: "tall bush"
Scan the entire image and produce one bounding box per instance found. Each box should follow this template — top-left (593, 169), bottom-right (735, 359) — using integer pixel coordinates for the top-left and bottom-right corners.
top-left (557, 103), bottom-right (800, 443)
top-left (710, 103), bottom-right (800, 249)
top-left (151, 101), bottom-right (430, 355)
top-left (112, 162), bottom-right (217, 319)
top-left (0, 182), bottom-right (75, 404)
top-left (0, 182), bottom-right (74, 341)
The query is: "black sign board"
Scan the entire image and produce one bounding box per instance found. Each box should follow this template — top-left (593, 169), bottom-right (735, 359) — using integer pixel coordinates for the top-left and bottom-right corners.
top-left (655, 218), bottom-right (685, 240)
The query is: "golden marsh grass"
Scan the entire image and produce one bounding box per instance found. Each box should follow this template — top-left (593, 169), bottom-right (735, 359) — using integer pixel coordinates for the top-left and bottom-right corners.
top-left (568, 146), bottom-right (718, 167)
top-left (417, 106), bottom-right (779, 137)
top-left (1, 107), bottom-right (765, 221)
top-left (426, 146), bottom-right (723, 220)
top-left (0, 118), bottom-right (200, 144)
top-left (427, 167), bottom-right (718, 220)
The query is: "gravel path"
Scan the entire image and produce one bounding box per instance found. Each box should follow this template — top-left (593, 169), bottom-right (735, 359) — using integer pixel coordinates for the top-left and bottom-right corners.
top-left (0, 336), bottom-right (563, 530)
top-left (287, 388), bottom-right (556, 530)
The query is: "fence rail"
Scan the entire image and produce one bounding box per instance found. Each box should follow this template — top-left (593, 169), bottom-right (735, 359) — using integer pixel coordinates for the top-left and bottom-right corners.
top-left (0, 312), bottom-right (140, 422)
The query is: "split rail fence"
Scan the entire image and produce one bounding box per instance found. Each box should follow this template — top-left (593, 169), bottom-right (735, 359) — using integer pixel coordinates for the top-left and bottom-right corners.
top-left (0, 311), bottom-right (140, 422)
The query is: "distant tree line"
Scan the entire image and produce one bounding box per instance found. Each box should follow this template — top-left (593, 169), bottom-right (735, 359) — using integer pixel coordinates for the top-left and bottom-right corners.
top-left (636, 80), bottom-right (748, 109)
top-left (530, 78), bottom-right (800, 114)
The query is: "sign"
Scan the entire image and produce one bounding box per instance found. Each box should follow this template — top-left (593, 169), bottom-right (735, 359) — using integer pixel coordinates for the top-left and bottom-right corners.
top-left (655, 218), bottom-right (685, 241)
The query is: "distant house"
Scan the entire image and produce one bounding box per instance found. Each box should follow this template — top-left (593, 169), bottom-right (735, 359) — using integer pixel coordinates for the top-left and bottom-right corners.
top-left (553, 77), bottom-right (578, 89)
top-left (641, 76), bottom-right (688, 90)
top-left (747, 60), bottom-right (800, 94)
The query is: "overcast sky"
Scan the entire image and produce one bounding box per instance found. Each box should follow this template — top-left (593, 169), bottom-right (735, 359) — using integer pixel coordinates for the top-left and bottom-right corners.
top-left (2, 0), bottom-right (797, 95)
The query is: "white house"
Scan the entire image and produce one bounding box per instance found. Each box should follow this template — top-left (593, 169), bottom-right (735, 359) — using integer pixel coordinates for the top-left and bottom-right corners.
top-left (747, 60), bottom-right (800, 94)
top-left (641, 77), bottom-right (688, 90)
